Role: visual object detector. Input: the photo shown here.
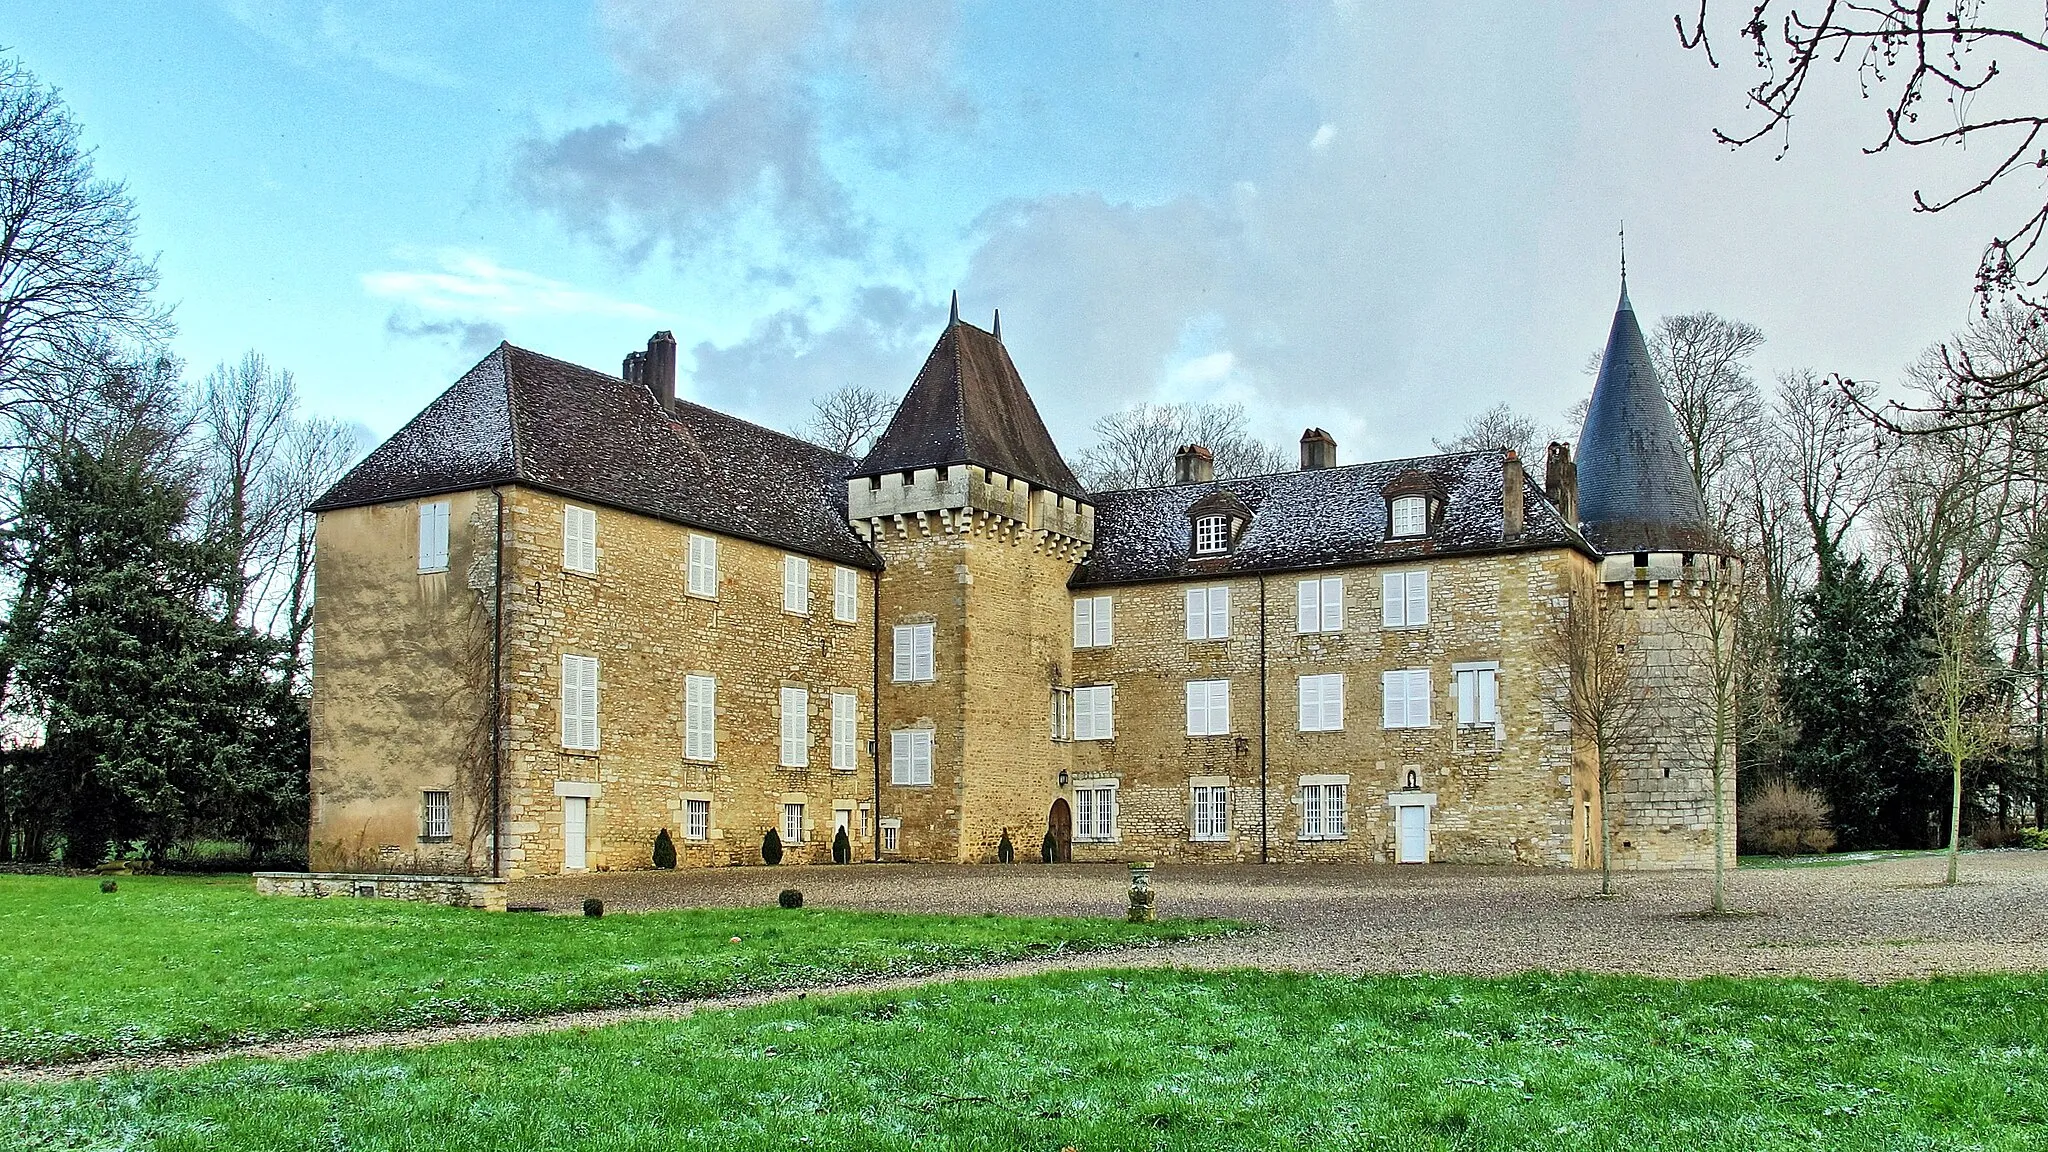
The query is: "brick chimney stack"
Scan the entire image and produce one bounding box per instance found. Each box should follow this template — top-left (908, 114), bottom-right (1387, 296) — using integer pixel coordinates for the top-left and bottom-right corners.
top-left (1175, 443), bottom-right (1215, 484)
top-left (1544, 441), bottom-right (1578, 525)
top-left (1503, 450), bottom-right (1526, 538)
top-left (1299, 428), bottom-right (1337, 470)
top-left (643, 330), bottom-right (678, 411)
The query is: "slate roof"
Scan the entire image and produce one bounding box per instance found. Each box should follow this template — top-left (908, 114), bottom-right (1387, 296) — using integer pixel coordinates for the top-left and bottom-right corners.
top-left (1574, 280), bottom-right (1719, 553)
top-left (855, 316), bottom-right (1085, 499)
top-left (1072, 449), bottom-right (1591, 588)
top-left (309, 343), bottom-right (882, 569)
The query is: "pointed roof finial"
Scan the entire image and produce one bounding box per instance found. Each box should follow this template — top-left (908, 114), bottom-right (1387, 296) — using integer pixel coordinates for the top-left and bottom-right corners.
top-left (992, 309), bottom-right (1002, 342)
top-left (949, 290), bottom-right (959, 326)
top-left (1617, 222), bottom-right (1632, 312)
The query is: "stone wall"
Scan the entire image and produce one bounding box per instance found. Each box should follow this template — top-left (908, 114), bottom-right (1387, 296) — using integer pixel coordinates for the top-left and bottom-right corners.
top-left (254, 871), bottom-right (507, 911)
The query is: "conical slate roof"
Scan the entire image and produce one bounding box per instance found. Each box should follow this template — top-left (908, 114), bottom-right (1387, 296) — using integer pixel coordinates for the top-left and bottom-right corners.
top-left (1574, 280), bottom-right (1718, 553)
top-left (856, 305), bottom-right (1084, 499)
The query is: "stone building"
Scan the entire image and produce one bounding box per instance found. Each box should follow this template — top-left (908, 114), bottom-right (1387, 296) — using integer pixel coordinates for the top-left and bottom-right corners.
top-left (306, 282), bottom-right (1733, 877)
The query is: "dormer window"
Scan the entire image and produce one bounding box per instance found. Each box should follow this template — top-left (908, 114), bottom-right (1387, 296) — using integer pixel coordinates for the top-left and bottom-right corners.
top-left (1193, 515), bottom-right (1230, 555)
top-left (1390, 496), bottom-right (1428, 538)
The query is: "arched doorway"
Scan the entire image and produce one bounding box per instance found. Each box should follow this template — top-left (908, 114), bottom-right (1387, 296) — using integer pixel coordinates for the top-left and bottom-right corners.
top-left (1046, 798), bottom-right (1072, 863)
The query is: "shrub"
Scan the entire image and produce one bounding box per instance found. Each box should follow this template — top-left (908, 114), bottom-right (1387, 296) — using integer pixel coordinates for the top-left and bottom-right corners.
top-left (99, 879), bottom-right (117, 893)
top-left (831, 826), bottom-right (850, 864)
top-left (1973, 824), bottom-right (2029, 849)
top-left (761, 828), bottom-right (784, 866)
top-left (778, 888), bottom-right (804, 909)
top-left (582, 897), bottom-right (603, 918)
top-left (997, 829), bottom-right (1015, 864)
top-left (1740, 781), bottom-right (1834, 856)
top-left (1041, 829), bottom-right (1056, 864)
top-left (2018, 828), bottom-right (2048, 850)
top-left (652, 828), bottom-right (677, 869)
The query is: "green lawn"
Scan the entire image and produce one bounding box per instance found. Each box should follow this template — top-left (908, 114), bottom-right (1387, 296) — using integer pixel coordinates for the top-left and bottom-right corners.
top-left (0, 875), bottom-right (1227, 1066)
top-left (6, 969), bottom-right (2042, 1151)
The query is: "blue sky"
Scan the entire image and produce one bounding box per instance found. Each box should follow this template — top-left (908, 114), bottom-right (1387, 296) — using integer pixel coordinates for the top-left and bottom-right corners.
top-left (1, 1), bottom-right (2011, 463)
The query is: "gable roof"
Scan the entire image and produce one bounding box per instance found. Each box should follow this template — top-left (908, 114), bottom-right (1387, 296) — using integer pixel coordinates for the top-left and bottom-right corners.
top-left (1574, 280), bottom-right (1718, 552)
top-left (1073, 449), bottom-right (1590, 587)
top-left (855, 316), bottom-right (1084, 499)
top-left (310, 343), bottom-right (881, 569)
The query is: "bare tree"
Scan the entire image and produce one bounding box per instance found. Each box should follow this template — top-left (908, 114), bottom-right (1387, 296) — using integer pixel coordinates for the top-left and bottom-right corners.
top-left (1074, 401), bottom-right (1287, 490)
top-left (1919, 589), bottom-right (2009, 885)
top-left (1777, 370), bottom-right (1882, 570)
top-left (1670, 564), bottom-right (1745, 912)
top-left (1434, 403), bottom-right (1545, 463)
top-left (1648, 312), bottom-right (1767, 513)
top-left (0, 57), bottom-right (169, 439)
top-left (1543, 582), bottom-right (1647, 896)
top-left (798, 385), bottom-right (895, 457)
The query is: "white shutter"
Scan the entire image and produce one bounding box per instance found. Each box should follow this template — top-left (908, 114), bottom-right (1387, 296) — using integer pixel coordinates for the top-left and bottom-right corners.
top-left (685, 674), bottom-right (715, 761)
top-left (891, 731), bottom-right (911, 784)
top-left (913, 623), bottom-right (933, 680)
top-left (1209, 679), bottom-right (1229, 734)
top-left (564, 507), bottom-right (596, 573)
top-left (1297, 580), bottom-right (1318, 632)
top-left (1185, 589), bottom-right (1205, 641)
top-left (783, 556), bottom-right (809, 614)
top-left (1185, 682), bottom-right (1205, 735)
top-left (1074, 598), bottom-right (1093, 647)
top-left (1457, 669), bottom-right (1476, 725)
top-left (1479, 667), bottom-right (1498, 724)
top-left (834, 567), bottom-right (857, 622)
top-left (1382, 572), bottom-right (1404, 628)
top-left (831, 692), bottom-right (856, 770)
top-left (1382, 670), bottom-right (1404, 729)
top-left (418, 502), bottom-right (449, 571)
top-left (1076, 688), bottom-right (1097, 740)
top-left (1320, 577), bottom-right (1344, 632)
top-left (892, 626), bottom-right (913, 682)
top-left (1209, 587), bottom-right (1229, 639)
top-left (1407, 571), bottom-right (1429, 625)
top-left (1092, 596), bottom-right (1112, 646)
top-left (780, 687), bottom-right (808, 767)
top-left (1321, 674), bottom-right (1344, 731)
top-left (912, 730), bottom-right (932, 784)
top-left (1406, 669), bottom-right (1431, 728)
top-left (687, 535), bottom-right (717, 597)
top-left (561, 655), bottom-right (598, 749)
top-left (1298, 676), bottom-right (1317, 731)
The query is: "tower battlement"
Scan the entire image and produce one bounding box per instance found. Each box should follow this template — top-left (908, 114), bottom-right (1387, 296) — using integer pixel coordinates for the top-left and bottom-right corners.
top-left (849, 465), bottom-right (1093, 559)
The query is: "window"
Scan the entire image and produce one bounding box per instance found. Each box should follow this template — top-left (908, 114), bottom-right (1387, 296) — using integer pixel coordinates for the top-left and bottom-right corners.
top-left (1185, 679), bottom-right (1230, 736)
top-left (421, 790), bottom-right (451, 839)
top-left (892, 623), bottom-right (935, 682)
top-left (1455, 664), bottom-right (1500, 728)
top-left (1381, 570), bottom-right (1430, 628)
top-left (1072, 595), bottom-right (1113, 647)
top-left (1193, 514), bottom-right (1230, 555)
top-left (833, 567), bottom-right (858, 622)
top-left (1184, 586), bottom-right (1230, 640)
top-left (685, 799), bottom-right (710, 841)
top-left (1300, 780), bottom-right (1349, 840)
top-left (1381, 668), bottom-right (1433, 729)
top-left (1075, 783), bottom-right (1118, 841)
top-left (1050, 687), bottom-right (1072, 741)
top-left (782, 802), bottom-right (806, 844)
top-left (891, 729), bottom-right (934, 785)
top-left (780, 687), bottom-right (808, 767)
top-left (1297, 576), bottom-right (1345, 633)
top-left (881, 819), bottom-right (900, 853)
top-left (1390, 495), bottom-right (1428, 537)
top-left (859, 807), bottom-right (870, 838)
top-left (417, 501), bottom-right (450, 572)
top-left (831, 692), bottom-right (857, 771)
top-left (684, 674), bottom-right (716, 761)
top-left (687, 534), bottom-right (718, 597)
top-left (1073, 685), bottom-right (1114, 741)
top-left (1298, 673), bottom-right (1345, 732)
top-left (1192, 785), bottom-right (1229, 842)
top-left (563, 505), bottom-right (598, 573)
top-left (560, 655), bottom-right (599, 750)
top-left (782, 555), bottom-right (810, 614)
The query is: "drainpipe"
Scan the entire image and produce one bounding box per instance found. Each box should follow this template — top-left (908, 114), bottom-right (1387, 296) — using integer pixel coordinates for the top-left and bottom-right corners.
top-left (872, 563), bottom-right (882, 861)
top-left (1258, 574), bottom-right (1268, 864)
top-left (490, 486), bottom-right (505, 878)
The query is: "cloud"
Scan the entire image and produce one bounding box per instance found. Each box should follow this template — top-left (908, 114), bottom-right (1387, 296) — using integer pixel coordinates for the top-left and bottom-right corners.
top-left (384, 311), bottom-right (507, 361)
top-left (686, 285), bottom-right (929, 422)
top-left (361, 251), bottom-right (659, 320)
top-left (217, 1), bottom-right (460, 88)
top-left (1309, 123), bottom-right (1337, 151)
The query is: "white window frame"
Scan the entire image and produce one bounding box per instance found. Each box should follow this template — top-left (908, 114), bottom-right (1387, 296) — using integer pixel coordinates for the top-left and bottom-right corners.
top-left (880, 818), bottom-right (901, 853)
top-left (782, 555), bottom-right (810, 615)
top-left (1381, 668), bottom-right (1433, 730)
top-left (892, 623), bottom-right (935, 682)
top-left (890, 729), bottom-right (934, 785)
top-left (779, 687), bottom-right (809, 767)
top-left (782, 802), bottom-right (806, 845)
top-left (1074, 782), bottom-right (1119, 842)
top-left (684, 798), bottom-right (710, 841)
top-left (559, 654), bottom-right (599, 750)
top-left (1298, 673), bottom-right (1345, 732)
top-left (1073, 595), bottom-right (1113, 648)
top-left (1381, 570), bottom-right (1430, 628)
top-left (417, 500), bottom-right (450, 573)
top-left (1454, 662), bottom-right (1501, 729)
top-left (686, 534), bottom-right (718, 598)
top-left (563, 505), bottom-right (598, 574)
top-left (831, 692), bottom-right (858, 771)
top-left (1185, 586), bottom-right (1231, 640)
top-left (833, 566), bottom-right (858, 623)
top-left (1193, 514), bottom-right (1230, 555)
top-left (1191, 783), bottom-right (1229, 842)
top-left (684, 674), bottom-right (716, 762)
top-left (1050, 686), bottom-right (1072, 741)
top-left (421, 790), bottom-right (451, 839)
top-left (1299, 778), bottom-right (1350, 840)
top-left (1390, 495), bottom-right (1428, 538)
top-left (1073, 685), bottom-right (1114, 741)
top-left (1184, 679), bottom-right (1230, 736)
top-left (1296, 576), bottom-right (1345, 633)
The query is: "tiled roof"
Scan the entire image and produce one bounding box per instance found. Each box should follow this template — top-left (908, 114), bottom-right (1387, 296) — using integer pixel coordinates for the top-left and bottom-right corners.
top-left (310, 344), bottom-right (882, 569)
top-left (1574, 281), bottom-right (1719, 553)
top-left (855, 317), bottom-right (1084, 499)
top-left (1072, 449), bottom-right (1590, 587)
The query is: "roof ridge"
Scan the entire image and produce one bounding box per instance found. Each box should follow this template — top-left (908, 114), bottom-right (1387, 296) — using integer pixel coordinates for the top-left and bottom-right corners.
top-left (499, 343), bottom-right (525, 478)
top-left (1101, 446), bottom-right (1504, 494)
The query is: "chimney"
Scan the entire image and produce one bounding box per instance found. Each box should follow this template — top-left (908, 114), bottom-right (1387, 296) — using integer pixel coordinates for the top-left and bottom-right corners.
top-left (1175, 443), bottom-right (1215, 484)
top-left (622, 350), bottom-right (646, 387)
top-left (1503, 450), bottom-right (1526, 538)
top-left (1544, 441), bottom-right (1578, 525)
top-left (1299, 428), bottom-right (1337, 470)
top-left (643, 330), bottom-right (677, 411)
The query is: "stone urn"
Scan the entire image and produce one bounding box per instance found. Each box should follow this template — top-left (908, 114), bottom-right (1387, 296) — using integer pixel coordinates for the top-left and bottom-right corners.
top-left (1126, 861), bottom-right (1156, 923)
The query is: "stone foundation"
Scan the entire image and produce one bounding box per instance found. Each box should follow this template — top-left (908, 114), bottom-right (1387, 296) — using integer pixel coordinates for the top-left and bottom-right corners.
top-left (254, 871), bottom-right (507, 911)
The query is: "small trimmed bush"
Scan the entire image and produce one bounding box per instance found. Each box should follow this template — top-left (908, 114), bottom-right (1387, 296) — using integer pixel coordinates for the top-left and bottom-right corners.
top-left (652, 828), bottom-right (677, 869)
top-left (761, 828), bottom-right (784, 866)
top-left (997, 829), bottom-right (1015, 864)
top-left (778, 888), bottom-right (804, 909)
top-left (1740, 781), bottom-right (1834, 856)
top-left (99, 879), bottom-right (117, 894)
top-left (832, 826), bottom-right (851, 864)
top-left (582, 897), bottom-right (603, 918)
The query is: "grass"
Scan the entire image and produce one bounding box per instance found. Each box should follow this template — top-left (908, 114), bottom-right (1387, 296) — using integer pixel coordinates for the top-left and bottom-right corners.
top-left (0, 874), bottom-right (1228, 1066)
top-left (5, 969), bottom-right (2043, 1151)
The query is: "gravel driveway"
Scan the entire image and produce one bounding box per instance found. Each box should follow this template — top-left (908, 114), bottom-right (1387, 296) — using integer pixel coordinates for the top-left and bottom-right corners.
top-left (516, 851), bottom-right (2048, 982)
